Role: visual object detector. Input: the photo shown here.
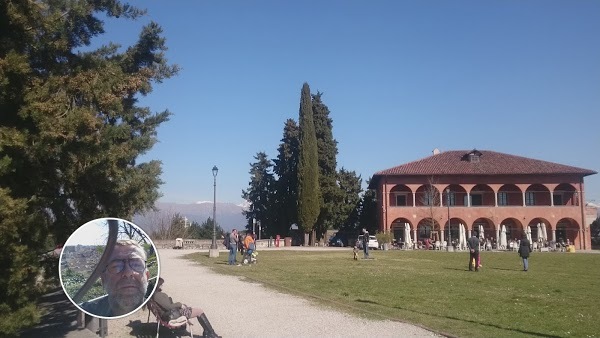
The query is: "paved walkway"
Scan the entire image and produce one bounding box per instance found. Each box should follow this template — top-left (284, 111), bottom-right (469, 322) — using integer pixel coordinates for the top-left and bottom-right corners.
top-left (20, 287), bottom-right (98, 338)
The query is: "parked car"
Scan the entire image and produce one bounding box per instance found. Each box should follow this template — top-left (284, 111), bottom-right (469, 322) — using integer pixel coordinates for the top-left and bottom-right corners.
top-left (328, 232), bottom-right (348, 247)
top-left (356, 235), bottom-right (379, 250)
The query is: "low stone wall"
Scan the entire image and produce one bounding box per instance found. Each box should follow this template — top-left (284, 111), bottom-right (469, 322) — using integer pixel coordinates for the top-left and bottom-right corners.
top-left (153, 239), bottom-right (219, 250)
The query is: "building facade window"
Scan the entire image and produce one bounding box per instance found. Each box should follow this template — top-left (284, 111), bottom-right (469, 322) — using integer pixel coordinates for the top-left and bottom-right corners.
top-left (395, 194), bottom-right (407, 206)
top-left (553, 193), bottom-right (563, 206)
top-left (423, 192), bottom-right (434, 206)
top-left (419, 225), bottom-right (432, 239)
top-left (471, 194), bottom-right (483, 206)
top-left (498, 192), bottom-right (508, 206)
top-left (525, 192), bottom-right (535, 206)
top-left (448, 192), bottom-right (456, 206)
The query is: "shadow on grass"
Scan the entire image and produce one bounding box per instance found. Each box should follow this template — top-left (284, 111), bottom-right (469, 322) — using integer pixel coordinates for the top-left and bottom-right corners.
top-left (488, 267), bottom-right (521, 272)
top-left (442, 267), bottom-right (470, 272)
top-left (354, 299), bottom-right (560, 338)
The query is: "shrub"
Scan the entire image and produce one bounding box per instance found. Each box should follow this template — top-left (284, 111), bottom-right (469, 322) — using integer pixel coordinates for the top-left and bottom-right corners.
top-left (375, 231), bottom-right (393, 244)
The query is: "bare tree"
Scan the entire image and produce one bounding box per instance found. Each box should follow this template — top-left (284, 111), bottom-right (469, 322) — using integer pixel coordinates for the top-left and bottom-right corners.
top-left (419, 177), bottom-right (442, 241)
top-left (141, 208), bottom-right (192, 240)
top-left (119, 221), bottom-right (149, 245)
top-left (141, 207), bottom-right (175, 240)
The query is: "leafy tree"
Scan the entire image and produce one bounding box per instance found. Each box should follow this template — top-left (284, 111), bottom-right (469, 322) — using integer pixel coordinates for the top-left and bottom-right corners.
top-left (358, 177), bottom-right (378, 234)
top-left (189, 218), bottom-right (225, 240)
top-left (591, 217), bottom-right (600, 249)
top-left (242, 152), bottom-right (275, 237)
top-left (272, 119), bottom-right (299, 237)
top-left (336, 168), bottom-right (362, 230)
top-left (312, 92), bottom-right (342, 241)
top-left (0, 1), bottom-right (176, 333)
top-left (297, 83), bottom-right (321, 245)
top-left (0, 190), bottom-right (43, 334)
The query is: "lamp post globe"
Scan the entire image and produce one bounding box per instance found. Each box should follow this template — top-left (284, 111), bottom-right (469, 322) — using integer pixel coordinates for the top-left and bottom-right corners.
top-left (209, 165), bottom-right (219, 258)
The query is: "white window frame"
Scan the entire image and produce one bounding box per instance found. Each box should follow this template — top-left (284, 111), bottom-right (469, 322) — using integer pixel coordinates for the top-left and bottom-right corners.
top-left (394, 193), bottom-right (408, 206)
top-left (498, 192), bottom-right (508, 206)
top-left (525, 192), bottom-right (535, 206)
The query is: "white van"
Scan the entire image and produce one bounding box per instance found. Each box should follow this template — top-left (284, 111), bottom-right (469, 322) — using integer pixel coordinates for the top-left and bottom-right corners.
top-left (357, 235), bottom-right (379, 250)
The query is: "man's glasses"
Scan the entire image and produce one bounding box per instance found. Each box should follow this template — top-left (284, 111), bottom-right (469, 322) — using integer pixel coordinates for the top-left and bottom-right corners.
top-left (104, 258), bottom-right (146, 274)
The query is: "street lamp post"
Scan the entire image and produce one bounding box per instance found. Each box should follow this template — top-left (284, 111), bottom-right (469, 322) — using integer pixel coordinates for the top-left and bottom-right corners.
top-left (446, 188), bottom-right (452, 252)
top-left (209, 165), bottom-right (219, 258)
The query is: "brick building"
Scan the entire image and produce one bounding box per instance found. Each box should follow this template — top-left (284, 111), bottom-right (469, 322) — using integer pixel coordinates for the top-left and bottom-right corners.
top-left (368, 149), bottom-right (597, 250)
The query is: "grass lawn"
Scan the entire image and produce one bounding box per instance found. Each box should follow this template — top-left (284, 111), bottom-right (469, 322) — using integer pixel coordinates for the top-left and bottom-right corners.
top-left (186, 249), bottom-right (600, 338)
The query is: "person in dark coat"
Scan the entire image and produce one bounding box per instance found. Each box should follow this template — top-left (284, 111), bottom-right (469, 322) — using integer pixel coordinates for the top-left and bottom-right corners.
top-left (518, 234), bottom-right (532, 271)
top-left (466, 233), bottom-right (481, 271)
top-left (361, 228), bottom-right (370, 259)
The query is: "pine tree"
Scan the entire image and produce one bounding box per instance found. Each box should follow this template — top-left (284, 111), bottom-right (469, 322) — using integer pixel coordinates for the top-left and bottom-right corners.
top-left (242, 152), bottom-right (275, 237)
top-left (337, 168), bottom-right (363, 230)
top-left (312, 92), bottom-right (342, 241)
top-left (272, 119), bottom-right (299, 237)
top-left (0, 1), bottom-right (177, 333)
top-left (297, 83), bottom-right (320, 244)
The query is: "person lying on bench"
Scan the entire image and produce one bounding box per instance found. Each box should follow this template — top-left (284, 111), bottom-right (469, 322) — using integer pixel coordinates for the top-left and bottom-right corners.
top-left (152, 277), bottom-right (221, 338)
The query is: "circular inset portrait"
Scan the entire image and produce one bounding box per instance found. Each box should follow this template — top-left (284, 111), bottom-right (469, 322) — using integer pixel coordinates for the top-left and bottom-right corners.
top-left (59, 218), bottom-right (160, 318)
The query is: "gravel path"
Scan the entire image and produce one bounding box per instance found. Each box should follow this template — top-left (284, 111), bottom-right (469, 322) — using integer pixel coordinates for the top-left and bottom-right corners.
top-left (107, 248), bottom-right (442, 338)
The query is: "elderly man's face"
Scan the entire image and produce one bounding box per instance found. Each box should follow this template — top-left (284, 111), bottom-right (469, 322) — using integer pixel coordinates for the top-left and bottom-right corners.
top-left (100, 244), bottom-right (149, 316)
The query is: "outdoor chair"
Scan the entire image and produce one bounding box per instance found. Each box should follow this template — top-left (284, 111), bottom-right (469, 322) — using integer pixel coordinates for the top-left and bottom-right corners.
top-left (146, 298), bottom-right (194, 338)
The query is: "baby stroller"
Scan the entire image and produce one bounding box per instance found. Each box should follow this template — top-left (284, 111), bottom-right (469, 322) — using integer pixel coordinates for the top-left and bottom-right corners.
top-left (242, 244), bottom-right (257, 265)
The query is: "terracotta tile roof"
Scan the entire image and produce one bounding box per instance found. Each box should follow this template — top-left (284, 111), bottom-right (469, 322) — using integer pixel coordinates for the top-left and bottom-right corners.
top-left (373, 149), bottom-right (597, 178)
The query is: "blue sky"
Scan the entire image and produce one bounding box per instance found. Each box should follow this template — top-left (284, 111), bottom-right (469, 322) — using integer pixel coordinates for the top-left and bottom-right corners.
top-left (100, 1), bottom-right (599, 205)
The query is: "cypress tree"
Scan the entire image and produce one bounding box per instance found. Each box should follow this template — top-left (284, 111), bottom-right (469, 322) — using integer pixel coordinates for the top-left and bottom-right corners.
top-left (312, 92), bottom-right (342, 240)
top-left (297, 83), bottom-right (320, 245)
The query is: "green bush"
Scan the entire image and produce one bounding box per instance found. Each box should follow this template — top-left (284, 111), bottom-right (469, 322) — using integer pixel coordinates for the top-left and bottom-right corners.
top-left (375, 231), bottom-right (393, 244)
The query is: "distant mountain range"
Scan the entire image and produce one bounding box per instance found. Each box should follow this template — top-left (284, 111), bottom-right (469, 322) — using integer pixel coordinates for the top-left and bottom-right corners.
top-left (133, 201), bottom-right (248, 234)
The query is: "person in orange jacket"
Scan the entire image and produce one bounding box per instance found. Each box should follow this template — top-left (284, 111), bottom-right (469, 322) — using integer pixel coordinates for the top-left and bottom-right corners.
top-left (243, 232), bottom-right (256, 264)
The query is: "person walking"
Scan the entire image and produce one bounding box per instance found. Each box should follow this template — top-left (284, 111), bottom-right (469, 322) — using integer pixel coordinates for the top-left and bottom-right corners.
top-left (228, 229), bottom-right (239, 265)
top-left (518, 233), bottom-right (532, 271)
top-left (466, 232), bottom-right (480, 272)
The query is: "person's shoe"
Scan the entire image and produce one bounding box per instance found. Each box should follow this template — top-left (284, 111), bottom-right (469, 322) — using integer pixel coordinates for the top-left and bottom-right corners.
top-left (198, 314), bottom-right (220, 338)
